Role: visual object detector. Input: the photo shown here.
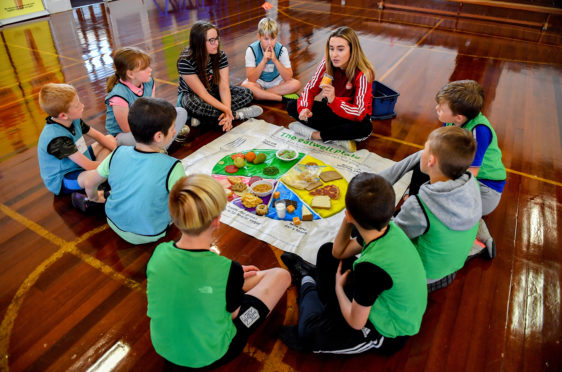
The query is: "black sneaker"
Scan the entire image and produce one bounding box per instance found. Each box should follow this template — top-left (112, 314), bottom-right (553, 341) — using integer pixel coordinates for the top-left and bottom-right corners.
top-left (71, 192), bottom-right (104, 214)
top-left (280, 252), bottom-right (316, 286)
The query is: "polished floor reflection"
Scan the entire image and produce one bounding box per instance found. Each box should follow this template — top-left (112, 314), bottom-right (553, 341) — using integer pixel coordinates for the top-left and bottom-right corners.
top-left (0, 0), bottom-right (561, 370)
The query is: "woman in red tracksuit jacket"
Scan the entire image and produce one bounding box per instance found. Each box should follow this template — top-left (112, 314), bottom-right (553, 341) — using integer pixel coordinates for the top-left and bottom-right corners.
top-left (287, 26), bottom-right (374, 152)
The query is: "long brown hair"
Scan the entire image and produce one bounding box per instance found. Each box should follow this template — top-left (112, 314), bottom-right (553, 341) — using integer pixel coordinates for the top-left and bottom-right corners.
top-left (178, 21), bottom-right (221, 90)
top-left (324, 27), bottom-right (374, 84)
top-left (106, 47), bottom-right (151, 93)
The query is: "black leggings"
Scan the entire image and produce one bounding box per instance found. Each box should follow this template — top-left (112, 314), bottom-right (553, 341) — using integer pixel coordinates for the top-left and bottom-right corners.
top-left (287, 99), bottom-right (372, 141)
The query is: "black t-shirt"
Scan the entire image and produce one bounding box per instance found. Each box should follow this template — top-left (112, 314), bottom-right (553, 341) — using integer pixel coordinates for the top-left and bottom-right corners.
top-left (177, 49), bottom-right (228, 95)
top-left (46, 117), bottom-right (90, 159)
top-left (352, 262), bottom-right (393, 307)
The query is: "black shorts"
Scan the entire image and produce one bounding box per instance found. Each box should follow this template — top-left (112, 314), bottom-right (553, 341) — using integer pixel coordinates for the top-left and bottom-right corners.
top-left (163, 294), bottom-right (270, 371)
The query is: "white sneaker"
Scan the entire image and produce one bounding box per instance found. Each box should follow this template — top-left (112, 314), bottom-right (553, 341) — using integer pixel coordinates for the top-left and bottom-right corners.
top-left (178, 124), bottom-right (191, 137)
top-left (174, 124), bottom-right (191, 143)
top-left (236, 105), bottom-right (263, 120)
top-left (289, 121), bottom-right (315, 140)
top-left (191, 117), bottom-right (200, 127)
top-left (327, 140), bottom-right (357, 153)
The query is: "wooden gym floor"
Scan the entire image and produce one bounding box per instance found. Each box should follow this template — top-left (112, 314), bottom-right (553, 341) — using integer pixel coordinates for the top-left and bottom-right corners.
top-left (0, 0), bottom-right (561, 370)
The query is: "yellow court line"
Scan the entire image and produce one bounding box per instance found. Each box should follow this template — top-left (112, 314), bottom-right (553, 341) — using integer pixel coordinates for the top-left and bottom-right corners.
top-left (153, 77), bottom-right (177, 87)
top-left (130, 6), bottom-right (265, 49)
top-left (277, 8), bottom-right (318, 27)
top-left (151, 13), bottom-right (265, 56)
top-left (370, 133), bottom-right (424, 149)
top-left (369, 133), bottom-right (562, 187)
top-left (287, 0), bottom-right (562, 50)
top-left (378, 19), bottom-right (443, 82)
top-left (0, 204), bottom-right (66, 247)
top-left (504, 168), bottom-right (562, 188)
top-left (0, 204), bottom-right (145, 371)
top-left (4, 42), bottom-right (83, 63)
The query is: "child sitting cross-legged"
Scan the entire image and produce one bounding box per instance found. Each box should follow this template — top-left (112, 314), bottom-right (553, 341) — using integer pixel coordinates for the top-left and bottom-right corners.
top-left (379, 126), bottom-right (482, 292)
top-left (241, 17), bottom-right (301, 102)
top-left (280, 173), bottom-right (427, 355)
top-left (37, 83), bottom-right (116, 198)
top-left (147, 174), bottom-right (290, 368)
top-left (81, 97), bottom-right (186, 244)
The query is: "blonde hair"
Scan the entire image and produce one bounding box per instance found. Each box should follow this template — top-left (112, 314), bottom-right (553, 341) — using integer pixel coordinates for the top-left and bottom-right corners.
top-left (258, 17), bottom-right (278, 38)
top-left (169, 175), bottom-right (227, 236)
top-left (325, 27), bottom-right (374, 84)
top-left (107, 47), bottom-right (151, 93)
top-left (428, 126), bottom-right (476, 179)
top-left (38, 83), bottom-right (77, 117)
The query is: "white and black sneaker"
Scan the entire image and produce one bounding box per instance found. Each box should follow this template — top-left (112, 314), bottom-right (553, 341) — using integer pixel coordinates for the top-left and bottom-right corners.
top-left (236, 105), bottom-right (263, 120)
top-left (288, 121), bottom-right (315, 140)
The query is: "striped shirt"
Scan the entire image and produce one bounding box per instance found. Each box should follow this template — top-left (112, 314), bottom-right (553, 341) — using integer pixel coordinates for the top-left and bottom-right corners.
top-left (177, 49), bottom-right (229, 95)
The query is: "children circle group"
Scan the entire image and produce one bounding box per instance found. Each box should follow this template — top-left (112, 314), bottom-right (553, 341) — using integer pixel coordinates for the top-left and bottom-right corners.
top-left (36, 17), bottom-right (506, 369)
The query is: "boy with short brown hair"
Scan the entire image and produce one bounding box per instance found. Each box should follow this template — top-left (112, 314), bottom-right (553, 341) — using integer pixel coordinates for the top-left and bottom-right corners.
top-left (380, 126), bottom-right (482, 292)
top-left (37, 83), bottom-right (116, 196)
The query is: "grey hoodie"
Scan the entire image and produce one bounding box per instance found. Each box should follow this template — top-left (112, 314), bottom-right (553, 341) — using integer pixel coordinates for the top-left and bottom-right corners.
top-left (379, 151), bottom-right (482, 239)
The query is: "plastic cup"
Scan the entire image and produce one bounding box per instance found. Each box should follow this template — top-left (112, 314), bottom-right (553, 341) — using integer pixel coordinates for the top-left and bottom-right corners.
top-left (275, 201), bottom-right (286, 218)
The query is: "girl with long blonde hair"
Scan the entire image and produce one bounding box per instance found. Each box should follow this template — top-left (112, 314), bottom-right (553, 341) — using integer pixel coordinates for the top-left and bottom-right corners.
top-left (287, 27), bottom-right (375, 153)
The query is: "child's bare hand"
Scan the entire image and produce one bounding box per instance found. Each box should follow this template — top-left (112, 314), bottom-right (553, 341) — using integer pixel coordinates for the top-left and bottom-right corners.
top-left (264, 46), bottom-right (273, 61)
top-left (299, 108), bottom-right (312, 121)
top-left (335, 261), bottom-right (350, 289)
top-left (321, 85), bottom-right (335, 104)
top-left (218, 111), bottom-right (234, 131)
top-left (242, 265), bottom-right (260, 279)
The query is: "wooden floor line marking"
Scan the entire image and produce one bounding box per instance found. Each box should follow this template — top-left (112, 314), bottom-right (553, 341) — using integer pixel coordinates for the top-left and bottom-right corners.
top-left (378, 19), bottom-right (443, 82)
top-left (0, 244), bottom-right (70, 372)
top-left (4, 42), bottom-right (83, 63)
top-left (287, 0), bottom-right (562, 51)
top-left (0, 204), bottom-right (66, 247)
top-left (369, 134), bottom-right (562, 187)
top-left (0, 205), bottom-right (145, 371)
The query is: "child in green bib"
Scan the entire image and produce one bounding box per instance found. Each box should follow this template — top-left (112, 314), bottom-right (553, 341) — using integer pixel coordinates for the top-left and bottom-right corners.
top-left (280, 173), bottom-right (427, 354)
top-left (379, 126), bottom-right (482, 292)
top-left (146, 174), bottom-right (290, 368)
top-left (410, 80), bottom-right (505, 259)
